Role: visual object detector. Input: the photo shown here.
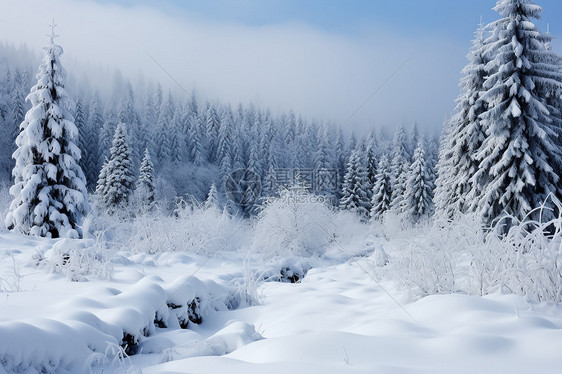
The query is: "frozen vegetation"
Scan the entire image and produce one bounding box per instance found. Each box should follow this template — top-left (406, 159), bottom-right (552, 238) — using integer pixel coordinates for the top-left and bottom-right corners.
top-left (0, 0), bottom-right (562, 373)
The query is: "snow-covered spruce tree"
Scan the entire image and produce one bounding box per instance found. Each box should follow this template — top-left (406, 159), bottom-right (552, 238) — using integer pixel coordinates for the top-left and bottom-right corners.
top-left (469, 0), bottom-right (562, 225)
top-left (6, 87), bottom-right (26, 175)
top-left (370, 155), bottom-right (392, 221)
top-left (118, 82), bottom-right (142, 167)
top-left (364, 137), bottom-right (378, 211)
top-left (405, 141), bottom-right (435, 223)
top-left (190, 112), bottom-right (206, 166)
top-left (409, 122), bottom-right (420, 160)
top-left (205, 104), bottom-right (221, 163)
top-left (10, 87), bottom-right (25, 144)
top-left (5, 28), bottom-right (88, 238)
top-left (340, 150), bottom-right (370, 220)
top-left (389, 126), bottom-right (410, 213)
top-left (435, 21), bottom-right (488, 219)
top-left (95, 157), bottom-right (108, 200)
top-left (99, 111), bottom-right (117, 162)
top-left (136, 148), bottom-right (155, 208)
top-left (155, 95), bottom-right (174, 164)
top-left (204, 183), bottom-right (219, 209)
top-left (82, 92), bottom-right (103, 190)
top-left (97, 123), bottom-right (135, 213)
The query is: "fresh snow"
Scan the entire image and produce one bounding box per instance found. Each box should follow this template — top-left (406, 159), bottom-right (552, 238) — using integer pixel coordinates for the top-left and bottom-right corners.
top-left (1, 229), bottom-right (562, 374)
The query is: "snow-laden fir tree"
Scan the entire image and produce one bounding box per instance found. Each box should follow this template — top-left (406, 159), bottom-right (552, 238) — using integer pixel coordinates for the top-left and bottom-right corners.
top-left (389, 126), bottom-right (410, 213)
top-left (204, 183), bottom-right (219, 209)
top-left (169, 106), bottom-right (185, 163)
top-left (404, 141), bottom-right (435, 223)
top-left (118, 82), bottom-right (142, 166)
top-left (136, 148), bottom-right (155, 208)
top-left (370, 155), bottom-right (392, 221)
top-left (435, 21), bottom-right (488, 219)
top-left (340, 150), bottom-right (370, 220)
top-left (190, 112), bottom-right (206, 166)
top-left (364, 136), bottom-right (378, 211)
top-left (96, 123), bottom-right (135, 213)
top-left (155, 95), bottom-right (174, 164)
top-left (95, 157), bottom-right (108, 200)
top-left (409, 122), bottom-right (420, 160)
top-left (7, 87), bottom-right (26, 174)
top-left (82, 92), bottom-right (103, 189)
top-left (99, 111), bottom-right (117, 162)
top-left (5, 26), bottom-right (88, 238)
top-left (205, 104), bottom-right (221, 163)
top-left (469, 0), bottom-right (562, 225)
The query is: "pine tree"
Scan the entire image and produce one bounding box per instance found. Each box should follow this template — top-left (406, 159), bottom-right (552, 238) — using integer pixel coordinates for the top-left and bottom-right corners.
top-left (169, 114), bottom-right (184, 164)
top-left (370, 155), bottom-right (392, 220)
top-left (7, 86), bottom-right (25, 174)
top-left (340, 150), bottom-right (370, 220)
top-left (435, 21), bottom-right (488, 219)
top-left (5, 27), bottom-right (88, 238)
top-left (334, 129), bottom-right (347, 201)
top-left (404, 141), bottom-right (435, 223)
top-left (205, 104), bottom-right (220, 163)
top-left (364, 136), bottom-right (378, 210)
top-left (190, 111), bottom-right (206, 166)
top-left (95, 157), bottom-right (108, 201)
top-left (83, 92), bottom-right (103, 189)
top-left (136, 148), bottom-right (155, 209)
top-left (75, 99), bottom-right (89, 183)
top-left (389, 126), bottom-right (410, 213)
top-left (119, 82), bottom-right (142, 166)
top-left (10, 87), bottom-right (25, 144)
top-left (97, 123), bottom-right (135, 213)
top-left (205, 183), bottom-right (219, 209)
top-left (155, 94), bottom-right (175, 164)
top-left (469, 0), bottom-right (562, 225)
top-left (409, 122), bottom-right (420, 160)
top-left (99, 111), bottom-right (117, 162)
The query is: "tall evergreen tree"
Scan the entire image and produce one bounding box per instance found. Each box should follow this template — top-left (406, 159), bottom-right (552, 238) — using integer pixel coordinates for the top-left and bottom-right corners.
top-left (136, 148), bottom-right (155, 208)
top-left (205, 103), bottom-right (221, 163)
top-left (99, 110), bottom-right (117, 162)
top-left (205, 183), bottom-right (219, 209)
top-left (340, 150), bottom-right (370, 220)
top-left (6, 27), bottom-right (88, 238)
top-left (370, 155), bottom-right (392, 221)
top-left (469, 0), bottom-right (562, 225)
top-left (404, 141), bottom-right (435, 223)
top-left (118, 82), bottom-right (142, 166)
top-left (389, 126), bottom-right (410, 213)
top-left (83, 92), bottom-right (103, 189)
top-left (96, 123), bottom-right (135, 213)
top-left (435, 21), bottom-right (488, 219)
top-left (364, 136), bottom-right (378, 211)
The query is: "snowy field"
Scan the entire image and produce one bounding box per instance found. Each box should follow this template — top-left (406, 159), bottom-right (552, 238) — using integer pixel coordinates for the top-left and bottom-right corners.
top-left (1, 1), bottom-right (562, 372)
top-left (1, 204), bottom-right (562, 374)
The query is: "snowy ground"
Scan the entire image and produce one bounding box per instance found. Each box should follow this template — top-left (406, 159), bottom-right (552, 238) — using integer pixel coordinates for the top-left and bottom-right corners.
top-left (1, 229), bottom-right (562, 374)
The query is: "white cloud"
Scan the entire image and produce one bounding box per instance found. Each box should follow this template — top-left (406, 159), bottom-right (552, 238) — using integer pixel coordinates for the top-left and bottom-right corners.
top-left (1, 0), bottom-right (472, 135)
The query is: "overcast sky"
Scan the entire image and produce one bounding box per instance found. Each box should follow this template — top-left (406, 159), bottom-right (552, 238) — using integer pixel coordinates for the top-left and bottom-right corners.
top-left (1, 0), bottom-right (561, 135)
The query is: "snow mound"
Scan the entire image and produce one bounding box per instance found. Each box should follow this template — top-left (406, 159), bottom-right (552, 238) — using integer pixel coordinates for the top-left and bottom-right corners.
top-left (0, 274), bottom-right (240, 373)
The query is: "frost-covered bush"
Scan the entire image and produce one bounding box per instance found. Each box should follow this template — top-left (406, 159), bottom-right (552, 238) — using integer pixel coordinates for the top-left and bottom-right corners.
top-left (39, 237), bottom-right (114, 281)
top-left (389, 206), bottom-right (562, 303)
top-left (252, 184), bottom-right (338, 259)
top-left (128, 203), bottom-right (245, 255)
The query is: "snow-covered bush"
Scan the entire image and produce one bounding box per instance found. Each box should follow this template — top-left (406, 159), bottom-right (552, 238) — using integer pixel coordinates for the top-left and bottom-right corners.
top-left (252, 184), bottom-right (337, 259)
top-left (0, 255), bottom-right (23, 292)
top-left (128, 203), bottom-right (245, 255)
top-left (389, 205), bottom-right (562, 303)
top-left (40, 237), bottom-right (114, 281)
